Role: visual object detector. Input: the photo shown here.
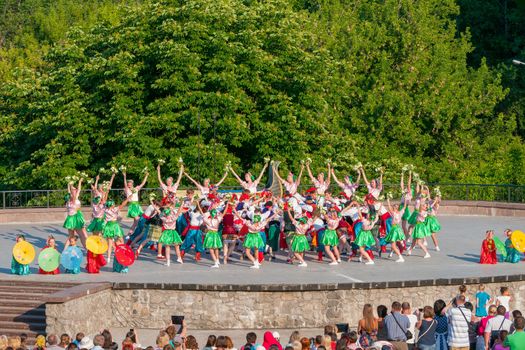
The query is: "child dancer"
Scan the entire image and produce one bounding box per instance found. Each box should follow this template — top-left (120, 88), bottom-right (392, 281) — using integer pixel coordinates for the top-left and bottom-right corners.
top-left (39, 235), bottom-right (60, 275)
top-left (86, 243), bottom-right (107, 273)
top-left (64, 236), bottom-right (81, 274)
top-left (11, 235), bottom-right (30, 275)
top-left (157, 163), bottom-right (184, 202)
top-left (479, 230), bottom-right (498, 264)
top-left (306, 160), bottom-right (330, 208)
top-left (243, 213), bottom-right (276, 269)
top-left (63, 178), bottom-right (88, 248)
top-left (113, 236), bottom-right (129, 273)
top-left (158, 203), bottom-right (184, 266)
top-left (426, 194), bottom-right (442, 251)
top-left (504, 229), bottom-right (521, 263)
top-left (200, 204), bottom-right (224, 268)
top-left (399, 171), bottom-right (412, 237)
top-left (495, 286), bottom-right (512, 319)
top-left (230, 160), bottom-right (269, 194)
top-left (184, 171), bottom-right (229, 199)
top-left (407, 202), bottom-right (431, 258)
top-left (180, 199), bottom-right (205, 261)
top-left (103, 196), bottom-right (132, 264)
top-left (87, 196), bottom-right (106, 235)
top-left (221, 200), bottom-right (238, 264)
top-left (331, 168), bottom-right (360, 200)
top-left (385, 198), bottom-right (406, 262)
top-left (123, 170), bottom-right (149, 236)
top-left (354, 211), bottom-right (377, 265)
top-left (321, 208), bottom-right (342, 265)
top-left (275, 164), bottom-right (304, 196)
top-left (287, 208), bottom-right (311, 267)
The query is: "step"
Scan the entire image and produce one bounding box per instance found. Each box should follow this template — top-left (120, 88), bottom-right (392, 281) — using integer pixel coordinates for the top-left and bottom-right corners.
top-left (0, 313), bottom-right (46, 323)
top-left (0, 281), bottom-right (77, 289)
top-left (0, 321), bottom-right (46, 331)
top-left (0, 306), bottom-right (45, 316)
top-left (0, 328), bottom-right (42, 338)
top-left (0, 299), bottom-right (44, 308)
top-left (0, 285), bottom-right (69, 294)
top-left (0, 291), bottom-right (47, 301)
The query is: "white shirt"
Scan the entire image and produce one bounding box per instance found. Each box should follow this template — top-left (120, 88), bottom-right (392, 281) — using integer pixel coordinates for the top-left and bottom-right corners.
top-left (405, 314), bottom-right (418, 344)
top-left (485, 315), bottom-right (513, 334)
top-left (189, 211), bottom-right (203, 226)
top-left (446, 306), bottom-right (472, 347)
top-left (496, 296), bottom-right (511, 311)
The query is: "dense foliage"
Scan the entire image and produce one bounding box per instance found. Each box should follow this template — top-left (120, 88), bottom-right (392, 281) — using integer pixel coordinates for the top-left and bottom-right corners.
top-left (0, 0), bottom-right (524, 190)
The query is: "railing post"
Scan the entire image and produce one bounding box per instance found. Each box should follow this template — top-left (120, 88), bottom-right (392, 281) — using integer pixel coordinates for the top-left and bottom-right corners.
top-left (465, 184), bottom-right (469, 201)
top-left (47, 190), bottom-right (50, 208)
top-left (2, 192), bottom-right (5, 209)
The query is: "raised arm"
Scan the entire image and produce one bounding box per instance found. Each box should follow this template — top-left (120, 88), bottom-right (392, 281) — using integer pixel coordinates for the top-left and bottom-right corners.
top-left (184, 172), bottom-right (201, 187)
top-left (74, 179), bottom-right (83, 202)
top-left (407, 171), bottom-right (412, 191)
top-left (123, 171), bottom-right (127, 187)
top-left (174, 164), bottom-right (184, 188)
top-left (287, 208), bottom-right (297, 226)
top-left (326, 163), bottom-right (331, 186)
top-left (92, 175), bottom-right (100, 192)
top-left (400, 172), bottom-right (405, 191)
top-left (229, 167), bottom-right (244, 184)
top-left (360, 167), bottom-right (369, 186)
top-left (157, 165), bottom-right (166, 187)
top-left (108, 173), bottom-right (116, 191)
top-left (306, 162), bottom-right (316, 183)
top-left (274, 168), bottom-right (285, 184)
top-left (331, 169), bottom-right (344, 188)
top-left (296, 164), bottom-right (305, 186)
top-left (387, 198), bottom-right (393, 213)
top-left (255, 162), bottom-right (269, 184)
top-left (378, 170), bottom-right (383, 189)
top-left (354, 171), bottom-right (361, 186)
top-left (215, 171), bottom-right (229, 187)
top-left (138, 172), bottom-right (149, 189)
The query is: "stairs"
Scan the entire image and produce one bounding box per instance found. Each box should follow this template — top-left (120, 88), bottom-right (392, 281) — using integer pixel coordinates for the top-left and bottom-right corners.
top-left (0, 281), bottom-right (78, 343)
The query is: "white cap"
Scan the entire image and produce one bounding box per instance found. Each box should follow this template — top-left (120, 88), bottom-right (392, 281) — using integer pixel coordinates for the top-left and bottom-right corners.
top-left (272, 332), bottom-right (280, 340)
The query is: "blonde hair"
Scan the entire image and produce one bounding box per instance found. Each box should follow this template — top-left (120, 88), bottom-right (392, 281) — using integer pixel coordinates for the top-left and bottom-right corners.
top-left (322, 335), bottom-right (332, 349)
top-left (35, 335), bottom-right (46, 348)
top-left (292, 341), bottom-right (301, 350)
top-left (8, 336), bottom-right (21, 349)
top-left (0, 336), bottom-right (8, 350)
top-left (156, 332), bottom-right (170, 348)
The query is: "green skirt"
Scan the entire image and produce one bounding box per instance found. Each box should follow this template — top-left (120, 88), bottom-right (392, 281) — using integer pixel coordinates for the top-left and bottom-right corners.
top-left (321, 229), bottom-right (339, 247)
top-left (291, 235), bottom-right (310, 253)
top-left (11, 257), bottom-right (30, 275)
top-left (204, 231), bottom-right (223, 249)
top-left (355, 229), bottom-right (375, 247)
top-left (412, 222), bottom-right (431, 239)
top-left (243, 232), bottom-right (264, 249)
top-left (87, 217), bottom-right (105, 233)
top-left (407, 210), bottom-right (418, 226)
top-left (425, 216), bottom-right (441, 233)
top-left (127, 202), bottom-right (143, 218)
top-left (399, 204), bottom-right (411, 221)
top-left (63, 210), bottom-right (85, 230)
top-left (385, 224), bottom-right (406, 243)
top-left (103, 221), bottom-right (123, 239)
top-left (158, 229), bottom-right (183, 245)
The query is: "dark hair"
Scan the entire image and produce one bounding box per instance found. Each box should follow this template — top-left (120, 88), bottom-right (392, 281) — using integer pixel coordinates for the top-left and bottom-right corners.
top-left (163, 345), bottom-right (174, 350)
top-left (269, 346), bottom-right (279, 350)
top-left (434, 299), bottom-right (446, 316)
top-left (513, 310), bottom-right (523, 319)
top-left (185, 335), bottom-right (198, 350)
top-left (497, 305), bottom-right (507, 315)
top-left (67, 344), bottom-right (79, 350)
top-left (126, 331), bottom-right (137, 344)
top-left (145, 347), bottom-right (154, 350)
top-left (76, 333), bottom-right (85, 342)
top-left (317, 347), bottom-right (326, 350)
top-left (242, 344), bottom-right (252, 350)
top-left (348, 331), bottom-right (358, 343)
top-left (314, 336), bottom-right (323, 346)
top-left (335, 339), bottom-right (347, 350)
top-left (391, 301), bottom-right (401, 311)
top-left (205, 335), bottom-right (217, 348)
top-left (285, 347), bottom-right (294, 350)
top-left (514, 316), bottom-right (525, 330)
top-left (377, 305), bottom-right (388, 318)
top-left (20, 334), bottom-right (27, 344)
top-left (500, 286), bottom-right (508, 294)
top-left (464, 302), bottom-right (474, 312)
top-left (215, 337), bottom-right (228, 349)
top-left (246, 332), bottom-right (257, 344)
top-left (328, 333), bottom-right (336, 342)
top-left (499, 330), bottom-right (508, 341)
top-left (459, 285), bottom-right (467, 293)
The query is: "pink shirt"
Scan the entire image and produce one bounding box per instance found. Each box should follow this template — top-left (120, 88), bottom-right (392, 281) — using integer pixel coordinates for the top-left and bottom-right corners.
top-left (161, 211), bottom-right (178, 230)
top-left (295, 221), bottom-right (311, 235)
top-left (367, 184), bottom-right (382, 199)
top-left (241, 181), bottom-right (258, 194)
top-left (314, 180), bottom-right (328, 195)
top-left (417, 210), bottom-right (428, 223)
top-left (66, 201), bottom-right (78, 216)
top-left (343, 183), bottom-right (358, 197)
top-left (105, 207), bottom-right (119, 222)
top-left (326, 217), bottom-right (339, 230)
top-left (392, 211), bottom-right (402, 225)
top-left (284, 181), bottom-right (298, 195)
top-left (92, 203), bottom-right (105, 219)
top-left (203, 213), bottom-right (221, 231)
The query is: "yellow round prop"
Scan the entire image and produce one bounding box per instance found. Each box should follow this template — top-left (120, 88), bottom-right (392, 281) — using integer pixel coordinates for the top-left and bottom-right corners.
top-left (12, 241), bottom-right (36, 265)
top-left (86, 235), bottom-right (108, 255)
top-left (510, 230), bottom-right (525, 253)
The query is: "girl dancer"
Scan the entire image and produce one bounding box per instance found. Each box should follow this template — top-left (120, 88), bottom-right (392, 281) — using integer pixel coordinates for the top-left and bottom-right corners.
top-left (426, 193), bottom-right (442, 251)
top-left (243, 213), bottom-right (276, 269)
top-left (123, 170), bottom-right (149, 236)
top-left (87, 196), bottom-right (106, 235)
top-left (39, 235), bottom-right (60, 275)
top-left (11, 235), bottom-right (30, 275)
top-left (287, 208), bottom-right (311, 267)
top-left (354, 210), bottom-right (377, 265)
top-left (360, 166), bottom-right (383, 202)
top-left (230, 160), bottom-right (269, 194)
top-left (479, 230), bottom-right (497, 264)
top-left (385, 198), bottom-right (407, 262)
top-left (221, 199), bottom-right (238, 264)
top-left (184, 171), bottom-right (229, 199)
top-left (103, 196), bottom-right (132, 264)
top-left (399, 171), bottom-right (412, 237)
top-left (158, 202), bottom-right (184, 266)
top-left (275, 163), bottom-right (304, 196)
top-left (200, 203), bottom-right (224, 268)
top-left (407, 202), bottom-right (431, 258)
top-left (63, 178), bottom-right (88, 248)
top-left (331, 168), bottom-right (360, 200)
top-left (321, 207), bottom-right (342, 265)
top-left (157, 163), bottom-right (184, 201)
top-left (306, 160), bottom-right (331, 207)
top-left (180, 198), bottom-right (205, 261)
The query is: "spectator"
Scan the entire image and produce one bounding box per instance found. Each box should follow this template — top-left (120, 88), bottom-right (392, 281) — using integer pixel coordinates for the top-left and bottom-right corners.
top-left (358, 303), bottom-right (379, 347)
top-left (0, 336), bottom-right (8, 350)
top-left (415, 306), bottom-right (437, 350)
top-left (225, 336), bottom-right (236, 350)
top-left (511, 310), bottom-right (522, 319)
top-left (299, 338), bottom-right (310, 350)
top-left (446, 295), bottom-right (471, 349)
top-left (215, 336), bottom-right (229, 350)
top-left (93, 335), bottom-right (106, 350)
top-left (67, 343), bottom-right (79, 350)
top-left (162, 345), bottom-right (173, 350)
top-left (101, 331), bottom-right (118, 350)
top-left (19, 334), bottom-right (28, 350)
top-left (271, 334), bottom-right (280, 344)
top-left (73, 334), bottom-right (85, 348)
top-left (377, 305), bottom-right (389, 341)
top-left (262, 332), bottom-right (282, 350)
top-left (47, 335), bottom-right (62, 350)
top-left (290, 342), bottom-right (301, 350)
top-left (401, 302), bottom-right (417, 350)
top-left (433, 299), bottom-right (448, 350)
top-left (504, 316), bottom-right (525, 349)
top-left (241, 333), bottom-right (258, 350)
top-left (492, 330), bottom-right (509, 350)
top-left (464, 302), bottom-right (478, 350)
top-left (7, 337), bottom-right (21, 349)
top-left (476, 304), bottom-right (497, 349)
top-left (59, 334), bottom-right (71, 349)
top-left (268, 346), bottom-right (279, 350)
top-left (122, 339), bottom-right (134, 350)
top-left (310, 336), bottom-right (322, 350)
top-left (288, 332), bottom-right (300, 346)
top-left (171, 336), bottom-right (183, 350)
top-left (185, 336), bottom-right (198, 350)
top-left (203, 335), bottom-right (216, 350)
top-left (475, 284), bottom-right (491, 317)
top-left (78, 336), bottom-right (94, 350)
top-left (485, 305), bottom-right (513, 349)
top-left (346, 332), bottom-right (358, 350)
top-left (384, 301), bottom-right (410, 350)
top-left (321, 336), bottom-right (331, 350)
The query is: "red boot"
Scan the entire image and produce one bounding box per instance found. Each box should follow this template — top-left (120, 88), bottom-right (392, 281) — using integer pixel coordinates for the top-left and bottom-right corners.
top-left (180, 250), bottom-right (185, 259)
top-left (258, 252), bottom-right (264, 263)
top-left (381, 245), bottom-right (387, 253)
top-left (195, 252), bottom-right (201, 261)
top-left (366, 250), bottom-right (374, 260)
top-left (317, 252), bottom-right (323, 262)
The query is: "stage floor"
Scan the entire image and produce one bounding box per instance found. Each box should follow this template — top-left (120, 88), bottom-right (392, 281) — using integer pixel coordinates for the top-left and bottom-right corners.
top-left (0, 216), bottom-right (523, 284)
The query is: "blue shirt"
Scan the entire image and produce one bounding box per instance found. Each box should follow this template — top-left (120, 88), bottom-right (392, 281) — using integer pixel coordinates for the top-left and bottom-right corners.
top-left (476, 291), bottom-right (491, 316)
top-left (384, 312), bottom-right (410, 341)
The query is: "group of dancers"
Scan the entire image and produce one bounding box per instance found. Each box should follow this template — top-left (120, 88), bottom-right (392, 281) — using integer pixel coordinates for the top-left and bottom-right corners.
top-left (11, 159), bottom-right (445, 274)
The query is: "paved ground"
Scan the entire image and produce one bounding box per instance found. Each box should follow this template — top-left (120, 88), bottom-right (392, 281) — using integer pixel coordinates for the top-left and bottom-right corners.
top-left (0, 216), bottom-right (523, 284)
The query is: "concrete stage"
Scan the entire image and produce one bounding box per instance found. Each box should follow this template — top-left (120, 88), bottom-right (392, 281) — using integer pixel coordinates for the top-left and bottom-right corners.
top-left (0, 215), bottom-right (523, 284)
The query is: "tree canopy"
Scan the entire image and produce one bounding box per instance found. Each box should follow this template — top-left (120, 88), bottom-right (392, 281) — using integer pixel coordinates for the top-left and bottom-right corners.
top-left (0, 0), bottom-right (524, 189)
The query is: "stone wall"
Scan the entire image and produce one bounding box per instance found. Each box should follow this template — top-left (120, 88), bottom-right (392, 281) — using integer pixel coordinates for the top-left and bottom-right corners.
top-left (46, 279), bottom-right (525, 333)
top-left (46, 288), bottom-right (113, 336)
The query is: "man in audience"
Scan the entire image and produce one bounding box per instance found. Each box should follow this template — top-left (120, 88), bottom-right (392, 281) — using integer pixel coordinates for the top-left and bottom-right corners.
top-left (446, 295), bottom-right (471, 350)
top-left (485, 305), bottom-right (514, 349)
top-left (47, 334), bottom-right (63, 350)
top-left (384, 301), bottom-right (410, 350)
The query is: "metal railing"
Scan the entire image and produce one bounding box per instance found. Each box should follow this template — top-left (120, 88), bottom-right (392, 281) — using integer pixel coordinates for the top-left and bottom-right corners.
top-left (0, 183), bottom-right (524, 209)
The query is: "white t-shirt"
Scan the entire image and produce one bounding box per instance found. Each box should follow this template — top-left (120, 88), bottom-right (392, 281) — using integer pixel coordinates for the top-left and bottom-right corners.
top-left (189, 211), bottom-right (203, 226)
top-left (496, 296), bottom-right (511, 311)
top-left (446, 306), bottom-right (472, 347)
top-left (485, 315), bottom-right (513, 334)
top-left (405, 314), bottom-right (418, 344)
